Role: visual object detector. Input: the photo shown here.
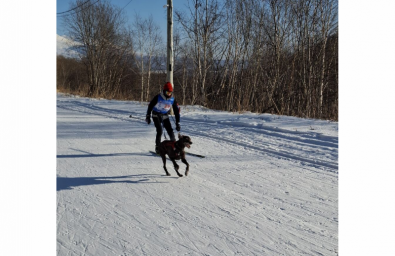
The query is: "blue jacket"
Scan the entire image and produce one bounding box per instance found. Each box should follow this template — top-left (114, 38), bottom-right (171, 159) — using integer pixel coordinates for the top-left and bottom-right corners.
top-left (147, 92), bottom-right (180, 123)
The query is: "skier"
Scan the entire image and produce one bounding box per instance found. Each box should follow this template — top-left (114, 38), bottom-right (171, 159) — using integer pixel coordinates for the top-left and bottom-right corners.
top-left (146, 82), bottom-right (181, 153)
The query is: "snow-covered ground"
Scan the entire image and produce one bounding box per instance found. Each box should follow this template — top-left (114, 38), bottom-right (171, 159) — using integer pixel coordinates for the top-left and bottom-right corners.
top-left (56, 93), bottom-right (338, 255)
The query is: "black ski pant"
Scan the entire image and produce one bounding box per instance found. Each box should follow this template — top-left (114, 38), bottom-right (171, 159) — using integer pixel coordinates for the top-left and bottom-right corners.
top-left (153, 114), bottom-right (175, 147)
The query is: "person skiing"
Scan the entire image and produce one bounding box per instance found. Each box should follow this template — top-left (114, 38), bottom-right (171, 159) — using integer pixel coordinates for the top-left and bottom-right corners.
top-left (146, 82), bottom-right (181, 153)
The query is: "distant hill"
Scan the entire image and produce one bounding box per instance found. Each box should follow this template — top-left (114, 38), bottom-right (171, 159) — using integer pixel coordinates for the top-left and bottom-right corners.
top-left (56, 34), bottom-right (80, 58)
top-left (56, 34), bottom-right (169, 72)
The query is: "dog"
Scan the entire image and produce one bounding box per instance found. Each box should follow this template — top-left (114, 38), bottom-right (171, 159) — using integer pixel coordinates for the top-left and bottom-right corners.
top-left (158, 134), bottom-right (192, 177)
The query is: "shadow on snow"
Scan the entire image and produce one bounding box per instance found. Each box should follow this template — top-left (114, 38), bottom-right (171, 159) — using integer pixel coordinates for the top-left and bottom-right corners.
top-left (57, 174), bottom-right (173, 191)
top-left (57, 148), bottom-right (153, 158)
top-left (57, 153), bottom-right (146, 158)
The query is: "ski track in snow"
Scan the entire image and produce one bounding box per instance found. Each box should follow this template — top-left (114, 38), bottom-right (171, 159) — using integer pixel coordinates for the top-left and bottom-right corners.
top-left (57, 94), bottom-right (338, 256)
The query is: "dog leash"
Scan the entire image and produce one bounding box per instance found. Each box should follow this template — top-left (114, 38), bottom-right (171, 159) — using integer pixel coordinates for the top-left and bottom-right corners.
top-left (161, 114), bottom-right (180, 140)
top-left (162, 122), bottom-right (168, 140)
top-left (169, 114), bottom-right (180, 139)
top-left (170, 114), bottom-right (180, 139)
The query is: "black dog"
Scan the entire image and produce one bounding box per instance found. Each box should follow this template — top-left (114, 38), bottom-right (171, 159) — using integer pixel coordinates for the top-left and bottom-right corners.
top-left (158, 134), bottom-right (192, 177)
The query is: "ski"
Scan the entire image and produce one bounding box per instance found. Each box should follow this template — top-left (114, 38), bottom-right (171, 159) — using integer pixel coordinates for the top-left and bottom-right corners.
top-left (129, 115), bottom-right (145, 121)
top-left (185, 152), bottom-right (205, 158)
top-left (149, 150), bottom-right (205, 158)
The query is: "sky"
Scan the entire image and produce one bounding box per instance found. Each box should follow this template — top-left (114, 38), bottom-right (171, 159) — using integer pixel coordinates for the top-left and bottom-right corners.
top-left (57, 0), bottom-right (190, 40)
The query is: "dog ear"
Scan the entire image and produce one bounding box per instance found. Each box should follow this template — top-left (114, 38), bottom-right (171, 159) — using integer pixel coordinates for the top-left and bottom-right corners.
top-left (178, 133), bottom-right (183, 139)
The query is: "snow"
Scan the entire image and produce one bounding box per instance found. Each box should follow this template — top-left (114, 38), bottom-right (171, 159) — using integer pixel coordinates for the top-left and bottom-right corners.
top-left (56, 93), bottom-right (338, 255)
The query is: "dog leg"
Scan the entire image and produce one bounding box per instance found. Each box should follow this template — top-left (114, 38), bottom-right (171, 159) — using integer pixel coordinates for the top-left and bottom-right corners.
top-left (161, 154), bottom-right (171, 176)
top-left (182, 159), bottom-right (190, 176)
top-left (170, 158), bottom-right (183, 177)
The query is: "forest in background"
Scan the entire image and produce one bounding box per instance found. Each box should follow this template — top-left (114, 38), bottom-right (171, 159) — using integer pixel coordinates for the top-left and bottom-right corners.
top-left (57, 0), bottom-right (338, 120)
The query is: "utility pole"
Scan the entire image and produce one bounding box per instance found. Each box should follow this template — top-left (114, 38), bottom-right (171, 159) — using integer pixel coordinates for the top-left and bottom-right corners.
top-left (166, 0), bottom-right (173, 86)
top-left (166, 0), bottom-right (174, 115)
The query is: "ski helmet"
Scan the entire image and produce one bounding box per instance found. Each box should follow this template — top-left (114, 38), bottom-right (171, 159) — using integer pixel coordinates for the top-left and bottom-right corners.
top-left (163, 82), bottom-right (173, 92)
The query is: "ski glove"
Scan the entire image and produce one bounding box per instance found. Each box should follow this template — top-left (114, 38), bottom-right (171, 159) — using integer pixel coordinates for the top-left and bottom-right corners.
top-left (145, 115), bottom-right (151, 124)
top-left (176, 122), bottom-right (181, 131)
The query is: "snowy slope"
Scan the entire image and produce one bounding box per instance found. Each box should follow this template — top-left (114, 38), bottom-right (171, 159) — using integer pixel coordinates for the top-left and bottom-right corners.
top-left (57, 93), bottom-right (338, 255)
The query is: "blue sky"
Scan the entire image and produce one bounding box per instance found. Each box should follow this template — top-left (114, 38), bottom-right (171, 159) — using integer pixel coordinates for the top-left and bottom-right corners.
top-left (57, 0), bottom-right (188, 40)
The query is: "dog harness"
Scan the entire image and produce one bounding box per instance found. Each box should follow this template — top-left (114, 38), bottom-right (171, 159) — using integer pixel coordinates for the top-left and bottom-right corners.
top-left (162, 140), bottom-right (181, 157)
top-left (153, 93), bottom-right (175, 114)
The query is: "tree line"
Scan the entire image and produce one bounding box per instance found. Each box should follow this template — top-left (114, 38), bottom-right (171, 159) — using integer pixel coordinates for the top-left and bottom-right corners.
top-left (57, 0), bottom-right (338, 120)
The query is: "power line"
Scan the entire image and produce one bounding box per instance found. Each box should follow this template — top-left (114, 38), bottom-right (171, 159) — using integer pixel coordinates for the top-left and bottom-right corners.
top-left (120, 0), bottom-right (133, 12)
top-left (57, 0), bottom-right (91, 15)
top-left (57, 0), bottom-right (133, 18)
top-left (57, 0), bottom-right (100, 17)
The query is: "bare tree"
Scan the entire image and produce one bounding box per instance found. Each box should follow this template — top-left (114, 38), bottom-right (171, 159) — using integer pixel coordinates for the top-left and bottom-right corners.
top-left (173, 31), bottom-right (190, 105)
top-left (175, 0), bottom-right (225, 107)
top-left (64, 0), bottom-right (133, 98)
top-left (132, 14), bottom-right (164, 102)
top-left (317, 0), bottom-right (337, 118)
top-left (144, 16), bottom-right (163, 101)
top-left (132, 14), bottom-right (148, 102)
top-left (60, 0), bottom-right (338, 120)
